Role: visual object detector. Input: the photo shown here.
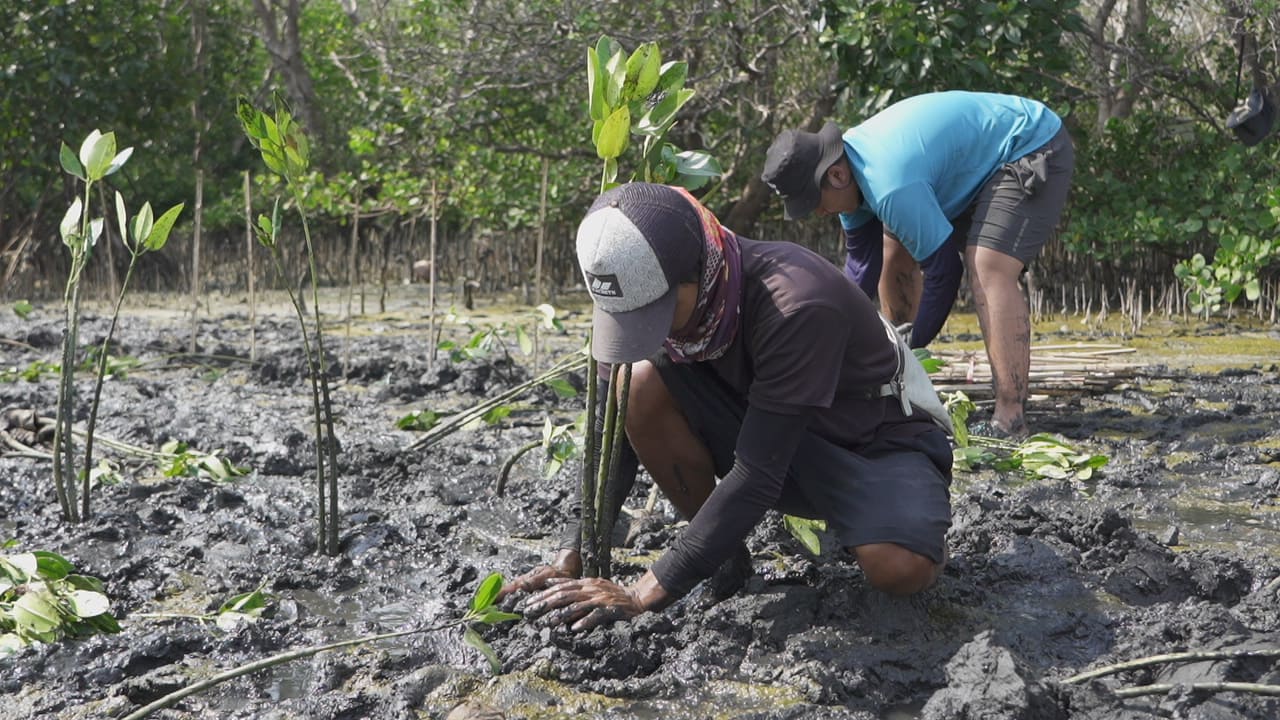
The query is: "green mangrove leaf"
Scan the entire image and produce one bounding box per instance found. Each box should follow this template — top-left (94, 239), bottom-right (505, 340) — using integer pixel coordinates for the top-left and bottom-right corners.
top-left (236, 97), bottom-right (267, 141)
top-left (103, 146), bottom-right (133, 177)
top-left (131, 202), bottom-right (155, 248)
top-left (586, 47), bottom-right (607, 122)
top-left (473, 606), bottom-right (521, 625)
top-left (89, 218), bottom-right (104, 248)
top-left (32, 551), bottom-right (73, 580)
top-left (12, 300), bottom-right (33, 319)
top-left (59, 142), bottom-right (85, 180)
top-left (783, 515), bottom-right (825, 556)
top-left (595, 106), bottom-right (631, 160)
top-left (515, 325), bottom-right (532, 355)
top-left (78, 129), bottom-right (115, 181)
top-left (68, 590), bottom-right (110, 618)
top-left (114, 191), bottom-right (129, 245)
top-left (543, 377), bottom-right (577, 398)
top-left (64, 574), bottom-right (106, 593)
top-left (471, 572), bottom-right (503, 612)
top-left (60, 198), bottom-right (83, 245)
top-left (8, 553), bottom-right (38, 579)
top-left (14, 591), bottom-right (60, 635)
top-left (144, 203), bottom-right (184, 251)
top-left (624, 43), bottom-right (661, 100)
top-left (656, 61), bottom-right (688, 93)
top-left (463, 625), bottom-right (502, 674)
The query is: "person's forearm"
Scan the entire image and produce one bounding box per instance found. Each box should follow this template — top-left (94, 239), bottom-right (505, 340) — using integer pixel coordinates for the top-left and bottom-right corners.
top-left (878, 231), bottom-right (922, 324)
top-left (628, 570), bottom-right (674, 612)
top-left (552, 548), bottom-right (582, 577)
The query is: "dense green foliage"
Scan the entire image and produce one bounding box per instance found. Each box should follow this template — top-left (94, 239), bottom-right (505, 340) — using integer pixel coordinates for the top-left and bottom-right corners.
top-left (1, 0), bottom-right (1277, 317)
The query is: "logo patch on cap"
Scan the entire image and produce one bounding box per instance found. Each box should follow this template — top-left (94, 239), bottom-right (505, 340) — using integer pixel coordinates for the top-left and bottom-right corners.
top-left (586, 272), bottom-right (623, 298)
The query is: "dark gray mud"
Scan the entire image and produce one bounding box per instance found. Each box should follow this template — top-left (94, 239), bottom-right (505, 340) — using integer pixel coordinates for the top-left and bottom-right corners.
top-left (1, 294), bottom-right (1278, 720)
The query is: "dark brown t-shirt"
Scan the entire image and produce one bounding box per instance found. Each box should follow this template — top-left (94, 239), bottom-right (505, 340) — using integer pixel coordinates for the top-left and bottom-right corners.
top-left (649, 238), bottom-right (935, 596)
top-left (706, 237), bottom-right (915, 445)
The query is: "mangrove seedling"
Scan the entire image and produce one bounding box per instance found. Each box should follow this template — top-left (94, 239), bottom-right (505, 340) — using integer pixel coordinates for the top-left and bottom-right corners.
top-left (0, 544), bottom-right (121, 658)
top-left (133, 581), bottom-right (272, 633)
top-left (577, 35), bottom-right (722, 579)
top-left (48, 130), bottom-right (182, 522)
top-left (159, 439), bottom-right (249, 481)
top-left (50, 130), bottom-right (131, 522)
top-left (81, 191), bottom-right (183, 517)
top-left (238, 95), bottom-right (343, 556)
top-left (946, 391), bottom-right (1108, 482)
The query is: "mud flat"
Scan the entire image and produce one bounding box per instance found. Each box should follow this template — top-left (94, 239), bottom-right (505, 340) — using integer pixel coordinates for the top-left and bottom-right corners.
top-left (1, 294), bottom-right (1278, 719)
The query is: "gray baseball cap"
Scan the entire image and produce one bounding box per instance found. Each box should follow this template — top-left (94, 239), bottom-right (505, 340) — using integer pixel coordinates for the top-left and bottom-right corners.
top-left (576, 184), bottom-right (704, 363)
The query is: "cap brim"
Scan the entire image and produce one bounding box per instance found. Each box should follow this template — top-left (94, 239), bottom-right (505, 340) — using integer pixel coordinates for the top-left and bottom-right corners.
top-left (782, 192), bottom-right (818, 220)
top-left (590, 288), bottom-right (678, 363)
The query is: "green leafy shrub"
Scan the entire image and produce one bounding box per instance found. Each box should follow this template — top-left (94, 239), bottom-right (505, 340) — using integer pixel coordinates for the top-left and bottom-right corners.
top-left (0, 546), bottom-right (120, 657)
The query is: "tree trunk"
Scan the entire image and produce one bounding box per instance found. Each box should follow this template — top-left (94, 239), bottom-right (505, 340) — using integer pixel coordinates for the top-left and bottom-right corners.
top-left (722, 93), bottom-right (837, 234)
top-left (252, 0), bottom-right (322, 137)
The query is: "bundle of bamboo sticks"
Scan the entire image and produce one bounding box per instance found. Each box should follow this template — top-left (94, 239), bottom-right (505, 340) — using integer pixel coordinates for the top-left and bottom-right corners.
top-left (929, 343), bottom-right (1139, 399)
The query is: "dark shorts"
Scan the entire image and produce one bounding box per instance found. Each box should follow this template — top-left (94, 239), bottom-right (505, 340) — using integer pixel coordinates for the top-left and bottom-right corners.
top-left (955, 124), bottom-right (1075, 266)
top-left (654, 357), bottom-right (953, 564)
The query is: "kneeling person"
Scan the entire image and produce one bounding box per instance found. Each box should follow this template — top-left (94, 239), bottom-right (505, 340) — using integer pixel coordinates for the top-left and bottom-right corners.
top-left (505, 182), bottom-right (952, 630)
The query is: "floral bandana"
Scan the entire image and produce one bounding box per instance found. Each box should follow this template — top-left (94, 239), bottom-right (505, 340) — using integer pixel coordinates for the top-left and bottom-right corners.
top-left (663, 188), bottom-right (743, 363)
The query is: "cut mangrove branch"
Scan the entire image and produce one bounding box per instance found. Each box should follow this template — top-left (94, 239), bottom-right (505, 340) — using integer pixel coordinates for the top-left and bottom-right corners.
top-left (1062, 648), bottom-right (1280, 685)
top-left (1113, 682), bottom-right (1280, 699)
top-left (408, 352), bottom-right (587, 452)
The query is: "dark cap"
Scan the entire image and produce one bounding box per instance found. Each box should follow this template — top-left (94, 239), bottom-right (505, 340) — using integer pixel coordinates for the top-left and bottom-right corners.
top-left (1227, 88), bottom-right (1276, 147)
top-left (761, 121), bottom-right (847, 219)
top-left (575, 184), bottom-right (705, 363)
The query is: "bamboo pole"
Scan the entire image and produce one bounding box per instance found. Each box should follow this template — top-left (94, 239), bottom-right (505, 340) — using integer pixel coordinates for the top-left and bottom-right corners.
top-left (428, 181), bottom-right (438, 373)
top-left (244, 171), bottom-right (256, 363)
top-left (189, 169), bottom-right (203, 354)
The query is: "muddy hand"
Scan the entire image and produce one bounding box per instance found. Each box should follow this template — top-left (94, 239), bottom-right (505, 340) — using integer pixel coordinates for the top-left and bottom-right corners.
top-left (497, 564), bottom-right (574, 604)
top-left (519, 577), bottom-right (643, 631)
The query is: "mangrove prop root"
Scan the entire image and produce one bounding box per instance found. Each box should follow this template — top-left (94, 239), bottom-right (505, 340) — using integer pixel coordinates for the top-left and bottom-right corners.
top-left (1062, 648), bottom-right (1280, 685)
top-left (595, 362), bottom-right (631, 579)
top-left (495, 439), bottom-right (541, 497)
top-left (117, 622), bottom-right (456, 720)
top-left (581, 356), bottom-right (599, 577)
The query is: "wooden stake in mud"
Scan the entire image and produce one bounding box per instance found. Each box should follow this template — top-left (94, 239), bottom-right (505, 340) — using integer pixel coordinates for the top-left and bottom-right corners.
top-left (580, 357), bottom-right (599, 575)
top-left (428, 181), bottom-right (439, 373)
top-left (189, 169), bottom-right (203, 354)
top-left (343, 191), bottom-right (360, 378)
top-left (534, 157), bottom-right (549, 370)
top-left (244, 170), bottom-right (256, 363)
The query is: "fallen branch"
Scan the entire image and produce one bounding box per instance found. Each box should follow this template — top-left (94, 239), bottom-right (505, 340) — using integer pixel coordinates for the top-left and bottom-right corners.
top-left (1063, 648), bottom-right (1280, 684)
top-left (408, 352), bottom-right (586, 452)
top-left (1114, 681), bottom-right (1280, 699)
top-left (118, 622), bottom-right (455, 720)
